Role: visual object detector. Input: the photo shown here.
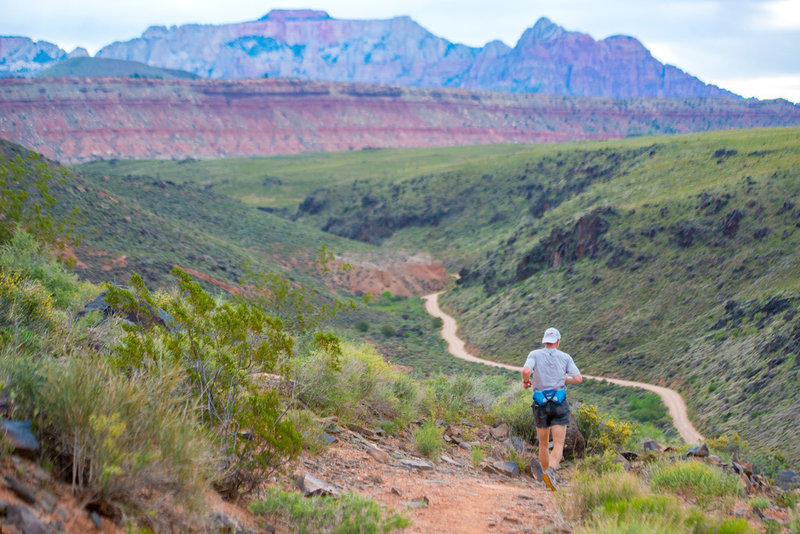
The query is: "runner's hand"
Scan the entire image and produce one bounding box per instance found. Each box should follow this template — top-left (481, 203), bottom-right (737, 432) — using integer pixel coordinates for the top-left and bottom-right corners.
top-left (523, 378), bottom-right (532, 389)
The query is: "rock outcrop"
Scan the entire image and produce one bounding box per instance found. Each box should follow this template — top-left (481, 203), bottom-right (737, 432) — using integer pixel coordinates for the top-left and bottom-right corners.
top-left (0, 36), bottom-right (86, 78)
top-left (1, 77), bottom-right (799, 164)
top-left (83, 11), bottom-right (734, 99)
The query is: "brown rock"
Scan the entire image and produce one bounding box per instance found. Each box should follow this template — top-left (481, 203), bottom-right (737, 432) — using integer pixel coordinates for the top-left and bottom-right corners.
top-left (366, 445), bottom-right (391, 464)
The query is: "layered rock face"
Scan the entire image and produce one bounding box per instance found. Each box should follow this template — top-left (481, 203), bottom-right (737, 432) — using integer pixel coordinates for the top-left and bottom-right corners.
top-left (1, 77), bottom-right (798, 164)
top-left (93, 11), bottom-right (732, 99)
top-left (0, 36), bottom-right (87, 77)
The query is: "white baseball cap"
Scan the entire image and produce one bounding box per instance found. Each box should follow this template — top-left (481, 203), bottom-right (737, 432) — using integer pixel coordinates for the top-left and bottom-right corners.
top-left (542, 327), bottom-right (561, 344)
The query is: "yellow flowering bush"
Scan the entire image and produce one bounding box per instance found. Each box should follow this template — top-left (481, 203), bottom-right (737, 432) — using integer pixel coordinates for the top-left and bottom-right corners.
top-left (575, 402), bottom-right (635, 455)
top-left (0, 268), bottom-right (58, 330)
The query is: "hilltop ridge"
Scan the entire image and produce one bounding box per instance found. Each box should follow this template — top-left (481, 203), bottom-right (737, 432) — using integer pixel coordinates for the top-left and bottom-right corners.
top-left (4, 11), bottom-right (732, 99)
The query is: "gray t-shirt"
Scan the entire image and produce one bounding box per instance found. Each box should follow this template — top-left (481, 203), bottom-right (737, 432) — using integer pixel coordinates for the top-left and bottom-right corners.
top-left (523, 348), bottom-right (580, 391)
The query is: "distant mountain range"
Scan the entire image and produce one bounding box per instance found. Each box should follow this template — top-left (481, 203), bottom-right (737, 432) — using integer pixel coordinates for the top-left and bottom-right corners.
top-left (2, 9), bottom-right (736, 99)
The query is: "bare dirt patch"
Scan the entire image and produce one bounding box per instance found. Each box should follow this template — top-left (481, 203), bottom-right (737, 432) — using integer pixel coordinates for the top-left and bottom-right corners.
top-left (324, 252), bottom-right (451, 297)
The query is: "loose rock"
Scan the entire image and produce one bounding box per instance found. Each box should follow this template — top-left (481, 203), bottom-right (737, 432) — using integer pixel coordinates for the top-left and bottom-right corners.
top-left (5, 504), bottom-right (49, 534)
top-left (295, 472), bottom-right (341, 497)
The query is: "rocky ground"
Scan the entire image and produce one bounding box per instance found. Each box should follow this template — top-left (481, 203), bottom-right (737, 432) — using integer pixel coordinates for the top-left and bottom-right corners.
top-left (0, 417), bottom-right (567, 533)
top-left (289, 420), bottom-right (569, 534)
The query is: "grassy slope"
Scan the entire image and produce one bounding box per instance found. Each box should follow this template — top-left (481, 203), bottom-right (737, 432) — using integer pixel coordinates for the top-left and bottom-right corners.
top-left (162, 128), bottom-right (796, 461)
top-left (72, 129), bottom-right (800, 461)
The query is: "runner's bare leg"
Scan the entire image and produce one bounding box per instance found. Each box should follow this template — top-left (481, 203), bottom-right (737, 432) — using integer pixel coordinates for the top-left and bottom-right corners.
top-left (536, 426), bottom-right (551, 471)
top-left (549, 424), bottom-right (567, 469)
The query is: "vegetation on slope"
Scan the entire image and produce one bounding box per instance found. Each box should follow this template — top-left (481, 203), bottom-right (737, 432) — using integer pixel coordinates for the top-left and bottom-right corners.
top-left (109, 128), bottom-right (800, 465)
top-left (4, 139), bottom-right (799, 532)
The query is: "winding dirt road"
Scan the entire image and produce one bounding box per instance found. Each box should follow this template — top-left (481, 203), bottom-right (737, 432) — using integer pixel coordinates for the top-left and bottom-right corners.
top-left (423, 291), bottom-right (704, 445)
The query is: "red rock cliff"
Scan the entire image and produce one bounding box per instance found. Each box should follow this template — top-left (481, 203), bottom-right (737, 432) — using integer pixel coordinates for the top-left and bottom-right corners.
top-left (1, 77), bottom-right (798, 164)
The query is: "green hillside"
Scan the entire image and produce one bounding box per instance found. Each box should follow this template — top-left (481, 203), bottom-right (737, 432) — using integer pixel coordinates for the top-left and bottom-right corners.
top-left (74, 129), bottom-right (800, 463)
top-left (36, 57), bottom-right (199, 79)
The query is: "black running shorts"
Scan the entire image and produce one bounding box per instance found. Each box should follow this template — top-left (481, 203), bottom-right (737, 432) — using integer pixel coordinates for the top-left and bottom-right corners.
top-left (532, 400), bottom-right (570, 428)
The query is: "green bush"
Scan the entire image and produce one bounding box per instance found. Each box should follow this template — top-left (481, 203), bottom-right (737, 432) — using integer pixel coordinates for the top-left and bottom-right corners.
top-left (565, 470), bottom-right (644, 521)
top-left (650, 460), bottom-right (743, 508)
top-left (0, 269), bottom-right (60, 332)
top-left (628, 392), bottom-right (669, 426)
top-left (575, 402), bottom-right (635, 455)
top-left (106, 269), bottom-right (302, 498)
top-left (790, 512), bottom-right (800, 534)
top-left (0, 230), bottom-right (85, 308)
top-left (0, 351), bottom-right (211, 524)
top-left (296, 341), bottom-right (414, 423)
top-left (491, 387), bottom-right (537, 443)
top-left (471, 445), bottom-right (485, 468)
top-left (424, 374), bottom-right (500, 423)
top-left (577, 450), bottom-right (626, 476)
top-left (251, 487), bottom-right (410, 534)
top-left (380, 324), bottom-right (396, 337)
top-left (355, 320), bottom-right (370, 332)
top-left (0, 149), bottom-right (81, 246)
top-left (414, 419), bottom-right (443, 460)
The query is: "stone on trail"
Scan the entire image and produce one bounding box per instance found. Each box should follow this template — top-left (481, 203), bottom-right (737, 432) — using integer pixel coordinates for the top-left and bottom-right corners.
top-left (490, 422), bottom-right (510, 440)
top-left (5, 504), bottom-right (49, 534)
top-left (440, 453), bottom-right (463, 467)
top-left (4, 476), bottom-right (36, 505)
top-left (483, 461), bottom-right (519, 477)
top-left (366, 445), bottom-right (391, 464)
top-left (400, 459), bottom-right (434, 471)
top-left (527, 458), bottom-right (544, 481)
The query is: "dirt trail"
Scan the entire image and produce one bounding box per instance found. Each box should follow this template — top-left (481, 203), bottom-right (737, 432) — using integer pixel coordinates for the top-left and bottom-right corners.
top-left (423, 291), bottom-right (704, 445)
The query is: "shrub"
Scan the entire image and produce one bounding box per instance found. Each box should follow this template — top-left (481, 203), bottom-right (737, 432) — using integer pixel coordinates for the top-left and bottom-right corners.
top-left (295, 342), bottom-right (413, 423)
top-left (491, 387), bottom-right (537, 443)
top-left (577, 450), bottom-right (626, 476)
top-left (354, 320), bottom-right (370, 332)
top-left (106, 269), bottom-right (303, 498)
top-left (251, 487), bottom-right (410, 534)
top-left (0, 351), bottom-right (211, 525)
top-left (0, 230), bottom-right (84, 308)
top-left (564, 470), bottom-right (644, 521)
top-left (471, 445), bottom-right (485, 468)
top-left (575, 402), bottom-right (635, 455)
top-left (424, 374), bottom-right (500, 423)
top-left (0, 149), bottom-right (82, 246)
top-left (790, 512), bottom-right (800, 534)
top-left (650, 459), bottom-right (743, 508)
top-left (414, 419), bottom-right (443, 460)
top-left (380, 324), bottom-right (396, 337)
top-left (628, 392), bottom-right (669, 426)
top-left (0, 269), bottom-right (60, 331)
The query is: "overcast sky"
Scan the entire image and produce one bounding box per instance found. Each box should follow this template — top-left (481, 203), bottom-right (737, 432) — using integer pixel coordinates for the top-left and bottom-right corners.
top-left (3, 0), bottom-right (799, 102)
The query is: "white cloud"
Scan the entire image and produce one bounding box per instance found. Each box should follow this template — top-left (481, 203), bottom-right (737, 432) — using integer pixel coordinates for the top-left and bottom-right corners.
top-left (758, 0), bottom-right (800, 29)
top-left (713, 74), bottom-right (800, 102)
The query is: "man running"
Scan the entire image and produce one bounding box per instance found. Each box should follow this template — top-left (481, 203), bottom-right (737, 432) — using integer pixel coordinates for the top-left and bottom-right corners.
top-left (522, 327), bottom-right (582, 491)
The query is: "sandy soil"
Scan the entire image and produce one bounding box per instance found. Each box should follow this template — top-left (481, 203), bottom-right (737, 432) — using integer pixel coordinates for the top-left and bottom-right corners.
top-left (423, 291), bottom-right (704, 445)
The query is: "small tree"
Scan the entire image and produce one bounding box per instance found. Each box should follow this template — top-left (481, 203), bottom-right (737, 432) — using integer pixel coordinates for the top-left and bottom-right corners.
top-left (0, 149), bottom-right (81, 246)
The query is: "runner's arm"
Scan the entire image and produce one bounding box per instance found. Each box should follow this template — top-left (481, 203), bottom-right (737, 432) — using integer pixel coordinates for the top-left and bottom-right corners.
top-left (522, 366), bottom-right (533, 389)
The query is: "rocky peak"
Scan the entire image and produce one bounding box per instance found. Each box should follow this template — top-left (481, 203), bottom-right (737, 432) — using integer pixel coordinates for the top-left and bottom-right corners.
top-left (524, 17), bottom-right (565, 44)
top-left (258, 9), bottom-right (331, 22)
